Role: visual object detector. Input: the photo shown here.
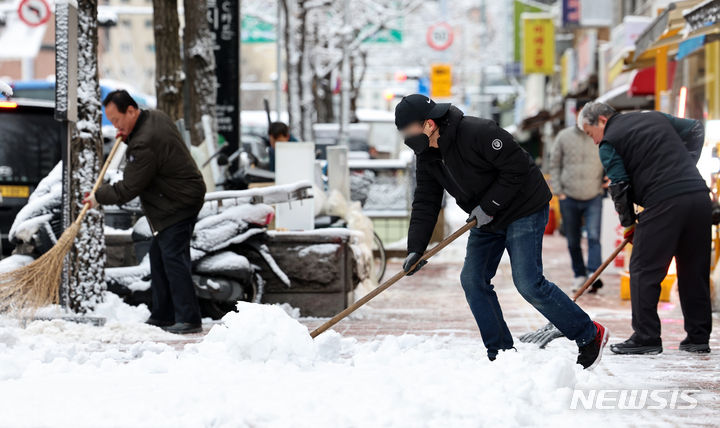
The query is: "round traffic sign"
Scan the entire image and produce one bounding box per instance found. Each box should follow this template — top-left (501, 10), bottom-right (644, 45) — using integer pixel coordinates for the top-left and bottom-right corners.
top-left (426, 22), bottom-right (454, 51)
top-left (17, 0), bottom-right (50, 28)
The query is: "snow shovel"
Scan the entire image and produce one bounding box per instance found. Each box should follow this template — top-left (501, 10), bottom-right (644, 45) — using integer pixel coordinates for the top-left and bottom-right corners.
top-left (0, 136), bottom-right (124, 313)
top-left (310, 219), bottom-right (478, 338)
top-left (518, 236), bottom-right (632, 348)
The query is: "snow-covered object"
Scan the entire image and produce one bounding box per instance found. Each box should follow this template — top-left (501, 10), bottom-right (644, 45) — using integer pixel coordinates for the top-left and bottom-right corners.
top-left (195, 251), bottom-right (251, 276)
top-left (193, 204), bottom-right (274, 253)
top-left (0, 254), bottom-right (34, 274)
top-left (8, 162), bottom-right (62, 243)
top-left (204, 180), bottom-right (312, 205)
top-left (0, 80), bottom-right (12, 97)
top-left (190, 302), bottom-right (316, 364)
top-left (105, 256), bottom-right (150, 289)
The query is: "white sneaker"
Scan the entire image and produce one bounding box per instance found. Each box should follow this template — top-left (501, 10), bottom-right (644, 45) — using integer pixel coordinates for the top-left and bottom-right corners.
top-left (571, 276), bottom-right (587, 293)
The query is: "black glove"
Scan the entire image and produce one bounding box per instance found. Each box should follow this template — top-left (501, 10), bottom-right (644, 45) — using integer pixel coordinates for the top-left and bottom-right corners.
top-left (608, 182), bottom-right (637, 227)
top-left (712, 201), bottom-right (720, 226)
top-left (403, 252), bottom-right (427, 276)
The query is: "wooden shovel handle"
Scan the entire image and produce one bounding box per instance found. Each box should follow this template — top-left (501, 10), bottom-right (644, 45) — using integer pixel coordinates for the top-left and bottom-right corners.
top-left (75, 136), bottom-right (124, 225)
top-left (310, 219), bottom-right (478, 338)
top-left (571, 237), bottom-right (631, 301)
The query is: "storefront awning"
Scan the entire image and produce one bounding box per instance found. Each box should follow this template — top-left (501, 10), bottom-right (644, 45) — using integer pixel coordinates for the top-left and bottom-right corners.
top-left (684, 0), bottom-right (720, 35)
top-left (596, 82), bottom-right (654, 110)
top-left (628, 62), bottom-right (677, 96)
top-left (633, 0), bottom-right (704, 60)
top-left (676, 33), bottom-right (720, 59)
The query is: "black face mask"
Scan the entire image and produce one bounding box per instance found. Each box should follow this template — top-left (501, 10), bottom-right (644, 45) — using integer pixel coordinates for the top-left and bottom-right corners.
top-left (404, 133), bottom-right (430, 155)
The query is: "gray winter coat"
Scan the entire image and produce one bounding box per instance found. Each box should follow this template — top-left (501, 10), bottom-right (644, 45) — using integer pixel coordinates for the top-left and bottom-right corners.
top-left (548, 126), bottom-right (604, 201)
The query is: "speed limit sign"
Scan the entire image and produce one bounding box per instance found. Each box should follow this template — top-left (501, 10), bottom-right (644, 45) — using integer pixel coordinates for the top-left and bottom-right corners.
top-left (426, 22), bottom-right (454, 51)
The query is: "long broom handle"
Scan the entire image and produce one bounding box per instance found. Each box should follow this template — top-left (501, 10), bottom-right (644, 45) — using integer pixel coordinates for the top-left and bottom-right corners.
top-left (310, 219), bottom-right (478, 338)
top-left (571, 236), bottom-right (631, 301)
top-left (74, 136), bottom-right (124, 226)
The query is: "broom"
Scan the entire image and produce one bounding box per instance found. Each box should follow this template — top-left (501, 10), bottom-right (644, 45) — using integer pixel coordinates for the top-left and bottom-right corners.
top-left (0, 136), bottom-right (124, 314)
top-left (518, 236), bottom-right (632, 348)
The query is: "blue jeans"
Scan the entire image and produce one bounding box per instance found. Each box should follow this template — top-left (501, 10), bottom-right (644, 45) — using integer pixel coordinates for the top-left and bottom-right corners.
top-left (559, 195), bottom-right (603, 278)
top-left (460, 205), bottom-right (597, 359)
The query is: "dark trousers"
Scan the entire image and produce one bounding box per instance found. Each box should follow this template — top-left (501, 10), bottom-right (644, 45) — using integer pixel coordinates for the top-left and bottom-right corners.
top-left (149, 217), bottom-right (201, 325)
top-left (630, 191), bottom-right (712, 344)
top-left (460, 204), bottom-right (597, 358)
top-left (559, 195), bottom-right (603, 277)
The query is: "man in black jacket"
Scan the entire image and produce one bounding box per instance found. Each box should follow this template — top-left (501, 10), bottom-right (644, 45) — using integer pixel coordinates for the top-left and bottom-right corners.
top-left (396, 94), bottom-right (608, 368)
top-left (84, 90), bottom-right (207, 335)
top-left (579, 101), bottom-right (712, 354)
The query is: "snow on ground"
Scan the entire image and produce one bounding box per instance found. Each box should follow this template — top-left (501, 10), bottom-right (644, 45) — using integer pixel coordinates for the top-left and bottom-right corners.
top-left (0, 299), bottom-right (617, 428)
top-left (0, 197), bottom-right (717, 427)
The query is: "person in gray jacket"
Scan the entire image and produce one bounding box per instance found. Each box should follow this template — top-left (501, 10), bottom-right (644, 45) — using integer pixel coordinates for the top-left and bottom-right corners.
top-left (549, 101), bottom-right (607, 292)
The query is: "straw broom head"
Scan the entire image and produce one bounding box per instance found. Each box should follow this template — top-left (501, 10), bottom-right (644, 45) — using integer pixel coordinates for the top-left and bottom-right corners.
top-left (0, 219), bottom-right (81, 314)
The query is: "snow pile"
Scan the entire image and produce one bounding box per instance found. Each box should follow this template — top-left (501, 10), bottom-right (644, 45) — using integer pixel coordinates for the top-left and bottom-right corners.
top-left (190, 302), bottom-right (316, 365)
top-left (0, 299), bottom-right (627, 427)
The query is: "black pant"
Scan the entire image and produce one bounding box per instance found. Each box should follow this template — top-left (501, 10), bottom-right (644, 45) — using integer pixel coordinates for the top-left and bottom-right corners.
top-left (149, 217), bottom-right (201, 324)
top-left (630, 191), bottom-right (712, 344)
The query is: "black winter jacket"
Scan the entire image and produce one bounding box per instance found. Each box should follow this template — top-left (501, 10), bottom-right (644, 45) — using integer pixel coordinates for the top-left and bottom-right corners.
top-left (407, 106), bottom-right (552, 254)
top-left (602, 111), bottom-right (708, 209)
top-left (96, 110), bottom-right (206, 233)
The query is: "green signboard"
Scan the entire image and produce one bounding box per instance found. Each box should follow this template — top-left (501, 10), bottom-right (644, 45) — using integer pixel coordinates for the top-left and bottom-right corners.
top-left (513, 0), bottom-right (548, 62)
top-left (241, 16), bottom-right (275, 43)
top-left (241, 15), bottom-right (402, 44)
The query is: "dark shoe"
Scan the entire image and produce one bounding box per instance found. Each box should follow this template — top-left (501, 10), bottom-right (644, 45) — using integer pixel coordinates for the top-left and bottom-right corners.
top-left (488, 347), bottom-right (517, 361)
top-left (679, 337), bottom-right (711, 353)
top-left (577, 321), bottom-right (609, 370)
top-left (145, 318), bottom-right (174, 327)
top-left (162, 322), bottom-right (203, 334)
top-left (610, 334), bottom-right (662, 355)
top-left (587, 279), bottom-right (603, 294)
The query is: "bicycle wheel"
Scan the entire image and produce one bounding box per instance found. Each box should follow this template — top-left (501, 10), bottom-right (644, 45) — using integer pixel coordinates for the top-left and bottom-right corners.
top-left (372, 231), bottom-right (387, 283)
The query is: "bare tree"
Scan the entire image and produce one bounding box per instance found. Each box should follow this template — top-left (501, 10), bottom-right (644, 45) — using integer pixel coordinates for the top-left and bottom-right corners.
top-left (275, 0), bottom-right (420, 139)
top-left (152, 0), bottom-right (184, 121)
top-left (182, 0), bottom-right (217, 146)
top-left (68, 0), bottom-right (105, 313)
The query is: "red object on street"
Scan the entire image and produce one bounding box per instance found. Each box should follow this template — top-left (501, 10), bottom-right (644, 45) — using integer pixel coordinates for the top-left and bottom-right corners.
top-left (544, 207), bottom-right (556, 235)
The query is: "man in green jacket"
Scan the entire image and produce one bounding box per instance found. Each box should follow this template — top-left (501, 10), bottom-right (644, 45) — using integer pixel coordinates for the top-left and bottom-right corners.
top-left (84, 90), bottom-right (207, 334)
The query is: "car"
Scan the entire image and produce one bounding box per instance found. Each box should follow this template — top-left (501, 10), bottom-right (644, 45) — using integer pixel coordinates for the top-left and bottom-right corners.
top-left (3, 79), bottom-right (155, 155)
top-left (0, 98), bottom-right (62, 255)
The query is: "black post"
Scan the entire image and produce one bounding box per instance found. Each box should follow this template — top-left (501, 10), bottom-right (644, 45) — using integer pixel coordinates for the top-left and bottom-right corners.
top-left (207, 0), bottom-right (240, 171)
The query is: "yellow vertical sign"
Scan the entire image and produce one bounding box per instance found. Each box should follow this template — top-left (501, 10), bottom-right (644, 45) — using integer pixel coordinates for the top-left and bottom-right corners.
top-left (430, 63), bottom-right (452, 98)
top-left (522, 14), bottom-right (555, 75)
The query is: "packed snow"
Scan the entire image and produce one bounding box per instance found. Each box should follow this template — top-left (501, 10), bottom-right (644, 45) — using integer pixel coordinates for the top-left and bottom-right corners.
top-left (0, 299), bottom-right (620, 427)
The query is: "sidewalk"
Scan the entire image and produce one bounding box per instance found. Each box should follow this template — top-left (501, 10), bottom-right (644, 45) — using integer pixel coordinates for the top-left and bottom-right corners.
top-left (301, 231), bottom-right (720, 421)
